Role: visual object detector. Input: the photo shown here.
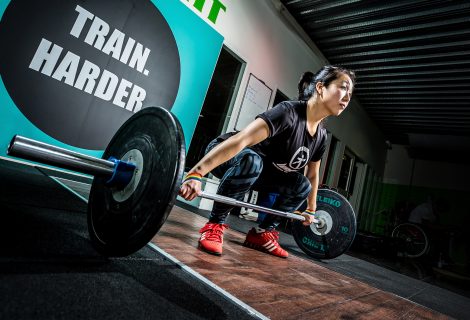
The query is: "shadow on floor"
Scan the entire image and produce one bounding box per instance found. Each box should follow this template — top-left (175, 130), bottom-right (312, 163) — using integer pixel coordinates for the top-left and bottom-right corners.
top-left (0, 159), bottom-right (258, 320)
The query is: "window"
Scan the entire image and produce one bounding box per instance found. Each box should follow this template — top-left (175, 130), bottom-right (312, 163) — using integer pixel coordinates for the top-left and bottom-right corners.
top-left (272, 89), bottom-right (290, 106)
top-left (322, 135), bottom-right (339, 186)
top-left (337, 148), bottom-right (355, 197)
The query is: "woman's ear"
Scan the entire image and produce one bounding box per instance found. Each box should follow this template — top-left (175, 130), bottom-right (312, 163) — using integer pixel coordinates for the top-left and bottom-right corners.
top-left (315, 82), bottom-right (323, 97)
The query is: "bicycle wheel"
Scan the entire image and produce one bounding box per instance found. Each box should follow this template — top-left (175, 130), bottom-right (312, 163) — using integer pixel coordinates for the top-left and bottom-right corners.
top-left (391, 223), bottom-right (429, 258)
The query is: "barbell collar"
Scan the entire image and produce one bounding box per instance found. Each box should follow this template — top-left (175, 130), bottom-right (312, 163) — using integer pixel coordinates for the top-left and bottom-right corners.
top-left (105, 157), bottom-right (137, 190)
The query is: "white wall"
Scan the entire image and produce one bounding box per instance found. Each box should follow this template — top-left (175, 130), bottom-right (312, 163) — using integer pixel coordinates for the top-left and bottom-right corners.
top-left (326, 99), bottom-right (387, 173)
top-left (181, 0), bottom-right (387, 175)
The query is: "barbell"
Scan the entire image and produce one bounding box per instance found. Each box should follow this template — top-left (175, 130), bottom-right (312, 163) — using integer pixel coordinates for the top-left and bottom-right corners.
top-left (7, 106), bottom-right (356, 259)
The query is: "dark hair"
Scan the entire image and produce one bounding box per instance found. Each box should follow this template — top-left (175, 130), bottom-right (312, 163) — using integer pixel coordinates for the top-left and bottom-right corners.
top-left (299, 65), bottom-right (356, 101)
top-left (297, 71), bottom-right (314, 100)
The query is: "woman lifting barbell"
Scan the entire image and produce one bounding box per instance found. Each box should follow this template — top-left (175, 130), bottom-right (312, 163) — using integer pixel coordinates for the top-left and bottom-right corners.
top-left (179, 65), bottom-right (355, 258)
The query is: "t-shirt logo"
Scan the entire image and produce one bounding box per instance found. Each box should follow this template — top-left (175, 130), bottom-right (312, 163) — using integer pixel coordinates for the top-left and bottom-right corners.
top-left (290, 146), bottom-right (310, 169)
top-left (273, 146), bottom-right (310, 172)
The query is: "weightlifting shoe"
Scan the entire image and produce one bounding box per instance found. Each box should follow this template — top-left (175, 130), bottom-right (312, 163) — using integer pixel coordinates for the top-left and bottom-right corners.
top-left (198, 222), bottom-right (228, 255)
top-left (243, 227), bottom-right (288, 258)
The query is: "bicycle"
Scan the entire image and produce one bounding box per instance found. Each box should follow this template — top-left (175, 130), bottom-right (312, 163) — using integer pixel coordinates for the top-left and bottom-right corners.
top-left (391, 222), bottom-right (430, 258)
top-left (354, 200), bottom-right (429, 259)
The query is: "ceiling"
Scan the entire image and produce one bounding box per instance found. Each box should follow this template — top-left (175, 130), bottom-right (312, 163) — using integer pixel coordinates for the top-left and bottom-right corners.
top-left (279, 0), bottom-right (470, 162)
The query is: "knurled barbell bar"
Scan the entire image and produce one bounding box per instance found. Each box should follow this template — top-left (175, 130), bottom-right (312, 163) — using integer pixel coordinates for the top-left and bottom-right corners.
top-left (7, 107), bottom-right (356, 259)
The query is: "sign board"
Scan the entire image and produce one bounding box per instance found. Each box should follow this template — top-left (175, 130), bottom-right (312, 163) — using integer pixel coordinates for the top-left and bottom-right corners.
top-left (0, 0), bottom-right (224, 158)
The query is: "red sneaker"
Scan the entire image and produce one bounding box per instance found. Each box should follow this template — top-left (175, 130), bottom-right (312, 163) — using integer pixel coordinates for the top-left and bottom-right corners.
top-left (198, 222), bottom-right (228, 255)
top-left (243, 227), bottom-right (289, 258)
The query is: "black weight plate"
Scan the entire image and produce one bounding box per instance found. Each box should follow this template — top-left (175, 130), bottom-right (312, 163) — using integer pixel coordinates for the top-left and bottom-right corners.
top-left (87, 107), bottom-right (185, 256)
top-left (292, 188), bottom-right (356, 259)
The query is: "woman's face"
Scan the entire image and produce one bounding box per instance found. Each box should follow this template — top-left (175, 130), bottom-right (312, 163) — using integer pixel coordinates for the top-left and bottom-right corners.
top-left (320, 73), bottom-right (354, 116)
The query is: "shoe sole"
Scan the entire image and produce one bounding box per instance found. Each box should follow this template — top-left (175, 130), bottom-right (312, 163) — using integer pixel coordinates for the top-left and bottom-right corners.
top-left (243, 241), bottom-right (288, 259)
top-left (198, 243), bottom-right (222, 256)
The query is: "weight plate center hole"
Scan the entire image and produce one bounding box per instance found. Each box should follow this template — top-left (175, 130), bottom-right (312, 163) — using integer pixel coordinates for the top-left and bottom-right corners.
top-left (112, 149), bottom-right (144, 202)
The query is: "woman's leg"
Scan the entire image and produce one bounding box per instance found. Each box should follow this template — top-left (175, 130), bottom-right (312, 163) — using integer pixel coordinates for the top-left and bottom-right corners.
top-left (255, 171), bottom-right (311, 230)
top-left (205, 140), bottom-right (264, 224)
top-left (255, 192), bottom-right (279, 222)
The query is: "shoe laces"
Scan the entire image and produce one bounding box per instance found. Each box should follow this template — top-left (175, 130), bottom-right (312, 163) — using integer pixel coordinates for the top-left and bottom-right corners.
top-left (263, 230), bottom-right (280, 242)
top-left (202, 223), bottom-right (228, 242)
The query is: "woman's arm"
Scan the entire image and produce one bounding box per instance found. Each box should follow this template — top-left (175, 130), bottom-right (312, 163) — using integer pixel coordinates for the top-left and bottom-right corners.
top-left (301, 160), bottom-right (321, 225)
top-left (192, 118), bottom-right (269, 176)
top-left (305, 160), bottom-right (321, 211)
top-left (179, 118), bottom-right (270, 200)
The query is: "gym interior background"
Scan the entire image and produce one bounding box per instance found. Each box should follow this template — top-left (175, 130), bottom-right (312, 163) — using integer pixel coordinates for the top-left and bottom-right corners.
top-left (182, 0), bottom-right (470, 281)
top-left (1, 0), bottom-right (469, 318)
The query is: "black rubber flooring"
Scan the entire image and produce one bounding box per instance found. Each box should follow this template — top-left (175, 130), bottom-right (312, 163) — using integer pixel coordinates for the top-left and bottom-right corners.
top-left (0, 159), bottom-right (259, 320)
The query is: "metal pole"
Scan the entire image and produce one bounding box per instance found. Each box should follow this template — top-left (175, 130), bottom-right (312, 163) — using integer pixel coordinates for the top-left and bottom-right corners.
top-left (199, 191), bottom-right (307, 222)
top-left (7, 135), bottom-right (115, 176)
top-left (7, 136), bottom-right (316, 224)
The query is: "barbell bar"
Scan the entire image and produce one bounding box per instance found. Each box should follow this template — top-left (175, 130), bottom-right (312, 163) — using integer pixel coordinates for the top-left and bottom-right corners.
top-left (6, 107), bottom-right (356, 259)
top-left (9, 135), bottom-right (116, 176)
top-left (8, 135), bottom-right (313, 223)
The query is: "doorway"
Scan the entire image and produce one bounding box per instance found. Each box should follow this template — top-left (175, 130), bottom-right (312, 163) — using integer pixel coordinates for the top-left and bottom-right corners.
top-left (185, 46), bottom-right (244, 170)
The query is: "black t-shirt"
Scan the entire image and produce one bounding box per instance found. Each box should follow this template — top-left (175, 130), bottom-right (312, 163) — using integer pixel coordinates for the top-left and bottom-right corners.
top-left (250, 100), bottom-right (327, 173)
